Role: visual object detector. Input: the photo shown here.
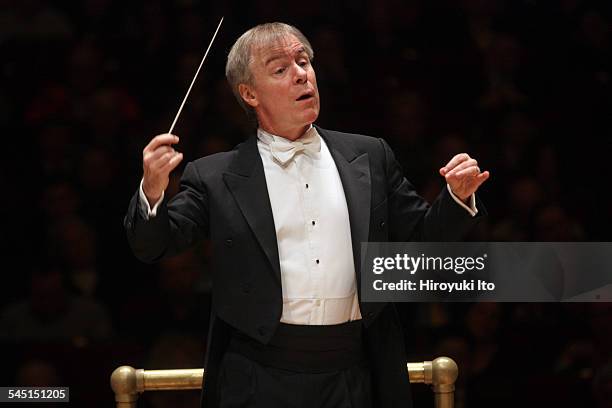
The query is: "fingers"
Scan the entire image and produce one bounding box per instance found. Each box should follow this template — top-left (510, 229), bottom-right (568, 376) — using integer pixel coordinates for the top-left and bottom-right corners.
top-left (477, 170), bottom-right (490, 183)
top-left (470, 170), bottom-right (490, 191)
top-left (445, 158), bottom-right (479, 178)
top-left (145, 145), bottom-right (173, 162)
top-left (144, 147), bottom-right (180, 172)
top-left (158, 151), bottom-right (181, 169)
top-left (149, 149), bottom-right (176, 168)
top-left (440, 152), bottom-right (490, 198)
top-left (160, 152), bottom-right (184, 173)
top-left (144, 133), bottom-right (179, 154)
top-left (143, 134), bottom-right (183, 172)
top-left (440, 153), bottom-right (470, 175)
top-left (141, 134), bottom-right (183, 201)
top-left (453, 164), bottom-right (480, 178)
top-left (466, 170), bottom-right (490, 188)
top-left (147, 151), bottom-right (183, 173)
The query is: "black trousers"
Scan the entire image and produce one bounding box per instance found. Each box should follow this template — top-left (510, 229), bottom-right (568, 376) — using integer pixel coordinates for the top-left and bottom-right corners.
top-left (217, 351), bottom-right (372, 408)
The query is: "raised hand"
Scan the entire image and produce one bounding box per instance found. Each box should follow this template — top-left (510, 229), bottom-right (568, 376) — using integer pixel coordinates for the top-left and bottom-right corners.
top-left (439, 153), bottom-right (490, 202)
top-left (142, 134), bottom-right (183, 205)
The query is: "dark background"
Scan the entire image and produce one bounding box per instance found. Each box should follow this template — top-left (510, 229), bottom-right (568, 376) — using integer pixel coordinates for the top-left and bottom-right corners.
top-left (1, 0), bottom-right (611, 407)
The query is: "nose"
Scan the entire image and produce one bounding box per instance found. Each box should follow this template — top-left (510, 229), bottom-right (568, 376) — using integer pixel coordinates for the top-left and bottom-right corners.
top-left (293, 63), bottom-right (307, 84)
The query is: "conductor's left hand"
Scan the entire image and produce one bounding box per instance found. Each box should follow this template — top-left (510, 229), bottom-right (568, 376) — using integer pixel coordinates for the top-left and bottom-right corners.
top-left (439, 153), bottom-right (490, 202)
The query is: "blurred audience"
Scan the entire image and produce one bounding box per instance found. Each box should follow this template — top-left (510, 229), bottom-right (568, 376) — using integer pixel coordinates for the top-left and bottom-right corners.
top-left (2, 1), bottom-right (610, 406)
top-left (0, 262), bottom-right (112, 342)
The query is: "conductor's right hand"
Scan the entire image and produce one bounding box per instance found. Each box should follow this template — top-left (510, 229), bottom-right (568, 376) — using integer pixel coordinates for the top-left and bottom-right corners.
top-left (142, 133), bottom-right (183, 205)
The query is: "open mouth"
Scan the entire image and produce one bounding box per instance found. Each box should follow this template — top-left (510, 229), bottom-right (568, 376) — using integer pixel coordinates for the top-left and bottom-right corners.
top-left (296, 92), bottom-right (314, 101)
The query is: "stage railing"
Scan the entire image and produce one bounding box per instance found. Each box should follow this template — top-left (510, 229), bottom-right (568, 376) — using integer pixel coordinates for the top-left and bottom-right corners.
top-left (111, 357), bottom-right (457, 408)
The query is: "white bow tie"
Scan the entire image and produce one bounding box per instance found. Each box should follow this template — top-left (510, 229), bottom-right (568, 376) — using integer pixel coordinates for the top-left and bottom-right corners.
top-left (269, 129), bottom-right (321, 165)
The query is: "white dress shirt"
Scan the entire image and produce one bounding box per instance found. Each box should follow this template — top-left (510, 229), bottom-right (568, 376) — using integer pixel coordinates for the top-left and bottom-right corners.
top-left (256, 126), bottom-right (362, 325)
top-left (139, 127), bottom-right (478, 325)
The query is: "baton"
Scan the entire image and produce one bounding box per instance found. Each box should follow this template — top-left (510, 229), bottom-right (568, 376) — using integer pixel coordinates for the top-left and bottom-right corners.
top-left (168, 16), bottom-right (224, 134)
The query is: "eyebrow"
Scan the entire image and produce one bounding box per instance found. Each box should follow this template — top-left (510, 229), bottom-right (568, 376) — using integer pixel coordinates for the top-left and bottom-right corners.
top-left (264, 46), bottom-right (306, 66)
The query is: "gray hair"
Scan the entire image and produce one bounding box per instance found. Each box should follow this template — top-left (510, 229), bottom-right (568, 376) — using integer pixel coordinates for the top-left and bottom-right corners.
top-left (225, 22), bottom-right (314, 116)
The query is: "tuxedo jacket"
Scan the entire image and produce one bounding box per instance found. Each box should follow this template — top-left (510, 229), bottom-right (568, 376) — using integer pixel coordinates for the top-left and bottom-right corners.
top-left (124, 125), bottom-right (485, 407)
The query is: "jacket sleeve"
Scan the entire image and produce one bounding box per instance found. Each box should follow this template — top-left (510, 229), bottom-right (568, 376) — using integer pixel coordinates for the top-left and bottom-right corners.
top-left (124, 162), bottom-right (209, 263)
top-left (380, 138), bottom-right (486, 242)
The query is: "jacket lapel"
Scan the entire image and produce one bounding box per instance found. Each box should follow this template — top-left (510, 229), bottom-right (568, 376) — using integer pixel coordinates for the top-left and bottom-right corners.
top-left (316, 126), bottom-right (372, 287)
top-left (223, 134), bottom-right (282, 283)
top-left (221, 127), bottom-right (373, 289)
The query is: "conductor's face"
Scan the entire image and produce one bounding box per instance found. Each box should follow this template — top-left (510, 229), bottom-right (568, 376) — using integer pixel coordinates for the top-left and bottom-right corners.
top-left (239, 35), bottom-right (320, 140)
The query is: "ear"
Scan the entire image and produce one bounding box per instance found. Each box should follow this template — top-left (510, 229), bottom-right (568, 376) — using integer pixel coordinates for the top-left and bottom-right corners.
top-left (238, 84), bottom-right (258, 108)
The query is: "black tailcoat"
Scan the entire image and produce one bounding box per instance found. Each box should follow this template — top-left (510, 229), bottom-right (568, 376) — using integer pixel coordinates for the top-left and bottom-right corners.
top-left (125, 126), bottom-right (485, 407)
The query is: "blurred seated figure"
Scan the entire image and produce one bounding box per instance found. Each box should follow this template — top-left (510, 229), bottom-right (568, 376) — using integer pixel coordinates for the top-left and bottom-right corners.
top-left (0, 260), bottom-right (113, 343)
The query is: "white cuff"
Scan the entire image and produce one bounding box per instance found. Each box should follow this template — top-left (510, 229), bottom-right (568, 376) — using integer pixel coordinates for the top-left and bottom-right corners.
top-left (447, 184), bottom-right (478, 217)
top-left (139, 179), bottom-right (165, 219)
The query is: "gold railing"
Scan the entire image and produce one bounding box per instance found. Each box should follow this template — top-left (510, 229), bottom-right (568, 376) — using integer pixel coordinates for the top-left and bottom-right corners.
top-left (111, 356), bottom-right (457, 407)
